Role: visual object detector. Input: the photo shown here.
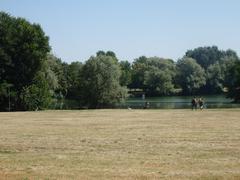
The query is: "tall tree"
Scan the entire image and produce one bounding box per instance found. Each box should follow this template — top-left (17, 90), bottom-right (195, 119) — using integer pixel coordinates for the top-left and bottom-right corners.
top-left (130, 56), bottom-right (148, 90)
top-left (80, 53), bottom-right (127, 108)
top-left (144, 57), bottom-right (176, 96)
top-left (0, 12), bottom-right (50, 110)
top-left (176, 57), bottom-right (206, 95)
top-left (20, 72), bottom-right (52, 111)
top-left (185, 46), bottom-right (223, 69)
top-left (225, 59), bottom-right (240, 102)
top-left (186, 46), bottom-right (239, 94)
top-left (205, 62), bottom-right (225, 93)
top-left (144, 66), bottom-right (174, 96)
top-left (130, 56), bottom-right (176, 96)
top-left (66, 61), bottom-right (83, 99)
top-left (119, 60), bottom-right (132, 87)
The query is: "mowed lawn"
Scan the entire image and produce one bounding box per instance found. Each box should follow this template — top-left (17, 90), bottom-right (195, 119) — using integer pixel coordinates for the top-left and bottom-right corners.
top-left (0, 109), bottom-right (240, 180)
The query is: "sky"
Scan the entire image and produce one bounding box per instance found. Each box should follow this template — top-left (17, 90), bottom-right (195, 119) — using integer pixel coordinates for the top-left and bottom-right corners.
top-left (1, 0), bottom-right (240, 63)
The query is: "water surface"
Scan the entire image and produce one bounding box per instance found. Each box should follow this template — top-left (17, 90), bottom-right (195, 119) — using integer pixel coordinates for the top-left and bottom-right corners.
top-left (120, 95), bottom-right (240, 109)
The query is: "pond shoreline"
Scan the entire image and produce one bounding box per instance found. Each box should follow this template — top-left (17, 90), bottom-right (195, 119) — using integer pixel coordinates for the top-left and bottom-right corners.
top-left (120, 95), bottom-right (240, 109)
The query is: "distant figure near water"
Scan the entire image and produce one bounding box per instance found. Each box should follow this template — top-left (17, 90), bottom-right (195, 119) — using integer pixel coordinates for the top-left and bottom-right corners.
top-left (144, 101), bottom-right (150, 109)
top-left (198, 97), bottom-right (204, 110)
top-left (191, 97), bottom-right (205, 110)
top-left (191, 97), bottom-right (197, 110)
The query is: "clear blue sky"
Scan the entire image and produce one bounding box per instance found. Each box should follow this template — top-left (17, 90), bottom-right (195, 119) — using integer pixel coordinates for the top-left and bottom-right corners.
top-left (1, 0), bottom-right (240, 63)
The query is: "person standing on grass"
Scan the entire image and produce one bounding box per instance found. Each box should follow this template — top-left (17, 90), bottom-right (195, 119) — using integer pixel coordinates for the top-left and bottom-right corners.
top-left (199, 97), bottom-right (204, 110)
top-left (191, 97), bottom-right (197, 110)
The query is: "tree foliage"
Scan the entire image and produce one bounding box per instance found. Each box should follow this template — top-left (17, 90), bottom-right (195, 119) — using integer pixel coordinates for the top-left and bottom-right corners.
top-left (225, 60), bottom-right (240, 102)
top-left (80, 53), bottom-right (128, 108)
top-left (130, 56), bottom-right (148, 90)
top-left (0, 12), bottom-right (50, 110)
top-left (186, 46), bottom-right (239, 94)
top-left (176, 57), bottom-right (206, 95)
top-left (2, 11), bottom-right (240, 111)
top-left (185, 46), bottom-right (223, 69)
top-left (144, 66), bottom-right (174, 96)
top-left (130, 56), bottom-right (176, 96)
top-left (20, 73), bottom-right (52, 110)
top-left (205, 62), bottom-right (225, 93)
top-left (65, 61), bottom-right (83, 99)
top-left (119, 61), bottom-right (132, 87)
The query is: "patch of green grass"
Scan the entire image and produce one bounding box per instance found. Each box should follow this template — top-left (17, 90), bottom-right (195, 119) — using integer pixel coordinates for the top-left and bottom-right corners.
top-left (0, 149), bottom-right (17, 154)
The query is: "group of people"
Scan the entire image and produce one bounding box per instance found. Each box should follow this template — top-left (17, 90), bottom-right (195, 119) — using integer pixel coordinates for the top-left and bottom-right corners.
top-left (191, 97), bottom-right (204, 110)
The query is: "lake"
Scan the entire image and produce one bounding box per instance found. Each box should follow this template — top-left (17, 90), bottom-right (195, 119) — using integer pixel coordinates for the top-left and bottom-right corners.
top-left (119, 95), bottom-right (240, 109)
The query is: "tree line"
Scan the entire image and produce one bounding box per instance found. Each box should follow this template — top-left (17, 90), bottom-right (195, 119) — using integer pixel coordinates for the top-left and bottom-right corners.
top-left (1, 12), bottom-right (240, 111)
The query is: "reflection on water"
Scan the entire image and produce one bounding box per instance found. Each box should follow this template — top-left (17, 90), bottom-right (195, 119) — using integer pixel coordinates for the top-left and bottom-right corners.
top-left (119, 95), bottom-right (240, 109)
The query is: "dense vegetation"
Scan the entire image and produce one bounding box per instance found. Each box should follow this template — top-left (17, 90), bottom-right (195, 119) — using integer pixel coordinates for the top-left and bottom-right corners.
top-left (1, 12), bottom-right (240, 111)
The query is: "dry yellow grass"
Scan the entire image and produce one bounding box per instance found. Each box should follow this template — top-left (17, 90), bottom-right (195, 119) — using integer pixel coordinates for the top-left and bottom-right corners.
top-left (0, 109), bottom-right (240, 180)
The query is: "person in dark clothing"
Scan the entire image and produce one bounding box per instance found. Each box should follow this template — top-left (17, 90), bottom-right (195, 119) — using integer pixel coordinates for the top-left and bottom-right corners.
top-left (198, 97), bottom-right (204, 110)
top-left (191, 97), bottom-right (197, 110)
top-left (144, 101), bottom-right (150, 109)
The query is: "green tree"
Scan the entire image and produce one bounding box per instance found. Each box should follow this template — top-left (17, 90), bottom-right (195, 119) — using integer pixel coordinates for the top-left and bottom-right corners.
top-left (106, 51), bottom-right (117, 59)
top-left (96, 50), bottom-right (118, 62)
top-left (225, 60), bottom-right (240, 102)
top-left (130, 56), bottom-right (148, 90)
top-left (66, 61), bottom-right (83, 99)
top-left (205, 62), bottom-right (225, 93)
top-left (144, 66), bottom-right (174, 96)
top-left (0, 82), bottom-right (13, 111)
top-left (21, 73), bottom-right (52, 111)
top-left (43, 54), bottom-right (60, 91)
top-left (44, 54), bottom-right (72, 109)
top-left (0, 12), bottom-right (50, 110)
top-left (96, 50), bottom-right (106, 57)
top-left (185, 46), bottom-right (239, 94)
top-left (204, 54), bottom-right (239, 94)
top-left (185, 46), bottom-right (223, 69)
top-left (144, 57), bottom-right (176, 96)
top-left (119, 61), bottom-right (132, 87)
top-left (130, 56), bottom-right (176, 96)
top-left (80, 53), bottom-right (128, 108)
top-left (176, 57), bottom-right (206, 95)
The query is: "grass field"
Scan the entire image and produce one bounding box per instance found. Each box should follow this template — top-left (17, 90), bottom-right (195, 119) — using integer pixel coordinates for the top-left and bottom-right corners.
top-left (0, 109), bottom-right (240, 179)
